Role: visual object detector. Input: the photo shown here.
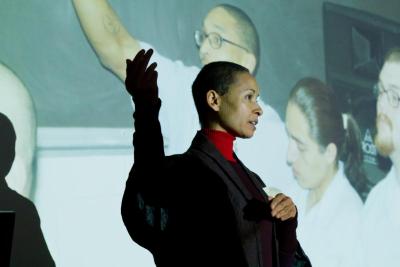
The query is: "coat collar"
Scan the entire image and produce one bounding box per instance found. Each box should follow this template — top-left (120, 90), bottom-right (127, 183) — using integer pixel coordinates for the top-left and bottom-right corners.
top-left (188, 131), bottom-right (266, 200)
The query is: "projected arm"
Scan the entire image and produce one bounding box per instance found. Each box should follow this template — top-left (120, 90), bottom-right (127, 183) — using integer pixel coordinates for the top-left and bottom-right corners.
top-left (72, 0), bottom-right (141, 80)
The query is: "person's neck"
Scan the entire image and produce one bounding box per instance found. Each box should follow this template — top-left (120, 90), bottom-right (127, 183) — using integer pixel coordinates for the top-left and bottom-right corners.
top-left (202, 128), bottom-right (236, 162)
top-left (306, 164), bottom-right (337, 213)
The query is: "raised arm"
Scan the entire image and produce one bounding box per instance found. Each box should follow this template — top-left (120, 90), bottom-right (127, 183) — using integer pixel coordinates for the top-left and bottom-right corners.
top-left (72, 0), bottom-right (141, 80)
top-left (121, 50), bottom-right (166, 251)
top-left (126, 49), bottom-right (163, 166)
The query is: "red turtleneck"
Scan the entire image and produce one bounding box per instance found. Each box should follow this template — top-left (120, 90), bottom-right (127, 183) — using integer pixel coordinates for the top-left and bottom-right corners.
top-left (202, 129), bottom-right (236, 162)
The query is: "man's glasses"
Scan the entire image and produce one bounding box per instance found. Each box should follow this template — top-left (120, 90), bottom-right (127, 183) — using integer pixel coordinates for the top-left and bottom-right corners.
top-left (194, 30), bottom-right (249, 52)
top-left (373, 82), bottom-right (400, 108)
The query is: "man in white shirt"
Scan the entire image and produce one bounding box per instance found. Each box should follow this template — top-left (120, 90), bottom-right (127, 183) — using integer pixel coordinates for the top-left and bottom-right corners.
top-left (72, 0), bottom-right (298, 195)
top-left (362, 47), bottom-right (400, 267)
top-left (295, 163), bottom-right (362, 267)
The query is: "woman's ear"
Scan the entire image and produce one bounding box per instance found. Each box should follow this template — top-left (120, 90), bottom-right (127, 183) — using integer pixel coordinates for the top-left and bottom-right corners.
top-left (206, 90), bottom-right (221, 112)
top-left (324, 143), bottom-right (338, 164)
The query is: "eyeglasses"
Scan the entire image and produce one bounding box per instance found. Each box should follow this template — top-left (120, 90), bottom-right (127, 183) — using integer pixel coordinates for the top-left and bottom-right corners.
top-left (194, 30), bottom-right (249, 52)
top-left (373, 82), bottom-right (400, 108)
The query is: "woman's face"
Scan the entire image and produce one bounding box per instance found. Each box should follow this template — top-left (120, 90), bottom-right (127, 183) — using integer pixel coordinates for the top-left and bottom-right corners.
top-left (285, 102), bottom-right (333, 190)
top-left (213, 72), bottom-right (263, 138)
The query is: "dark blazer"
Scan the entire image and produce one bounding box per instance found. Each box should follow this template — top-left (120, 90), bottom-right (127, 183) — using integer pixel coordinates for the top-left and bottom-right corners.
top-left (121, 100), bottom-right (296, 267)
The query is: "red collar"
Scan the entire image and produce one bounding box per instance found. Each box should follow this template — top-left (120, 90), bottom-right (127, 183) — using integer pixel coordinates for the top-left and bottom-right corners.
top-left (202, 129), bottom-right (236, 162)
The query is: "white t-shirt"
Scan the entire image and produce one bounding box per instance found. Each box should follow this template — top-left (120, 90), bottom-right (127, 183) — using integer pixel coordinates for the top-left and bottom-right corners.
top-left (295, 163), bottom-right (363, 267)
top-left (139, 42), bottom-right (301, 198)
top-left (362, 166), bottom-right (400, 267)
top-left (140, 42), bottom-right (200, 155)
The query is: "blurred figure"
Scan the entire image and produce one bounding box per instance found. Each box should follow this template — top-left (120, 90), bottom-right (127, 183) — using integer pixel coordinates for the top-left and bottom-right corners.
top-left (285, 78), bottom-right (365, 267)
top-left (0, 112), bottom-right (55, 267)
top-left (0, 63), bottom-right (36, 198)
top-left (362, 47), bottom-right (400, 266)
top-left (72, 0), bottom-right (298, 197)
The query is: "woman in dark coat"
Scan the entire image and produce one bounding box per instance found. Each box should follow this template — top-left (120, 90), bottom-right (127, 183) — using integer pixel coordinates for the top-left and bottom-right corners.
top-left (121, 49), bottom-right (298, 267)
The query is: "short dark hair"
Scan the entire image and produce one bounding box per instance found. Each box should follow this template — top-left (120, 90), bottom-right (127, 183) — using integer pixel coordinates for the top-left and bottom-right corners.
top-left (288, 78), bottom-right (367, 194)
top-left (192, 61), bottom-right (249, 127)
top-left (0, 113), bottom-right (16, 178)
top-left (217, 4), bottom-right (260, 74)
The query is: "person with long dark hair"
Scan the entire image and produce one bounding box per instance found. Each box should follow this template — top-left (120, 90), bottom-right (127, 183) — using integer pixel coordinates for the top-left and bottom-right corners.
top-left (285, 77), bottom-right (365, 267)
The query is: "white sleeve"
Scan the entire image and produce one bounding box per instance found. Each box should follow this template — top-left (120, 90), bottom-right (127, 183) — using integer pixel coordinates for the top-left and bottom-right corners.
top-left (137, 42), bottom-right (200, 155)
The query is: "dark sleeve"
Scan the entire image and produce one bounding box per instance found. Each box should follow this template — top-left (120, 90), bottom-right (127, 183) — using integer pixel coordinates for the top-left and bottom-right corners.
top-left (11, 202), bottom-right (55, 267)
top-left (121, 98), bottom-right (166, 251)
top-left (30, 205), bottom-right (55, 267)
top-left (276, 213), bottom-right (298, 267)
top-left (165, 165), bottom-right (249, 267)
top-left (130, 98), bottom-right (165, 173)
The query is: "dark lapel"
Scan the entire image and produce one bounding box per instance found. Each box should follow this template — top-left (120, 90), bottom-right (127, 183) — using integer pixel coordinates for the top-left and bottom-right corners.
top-left (233, 154), bottom-right (268, 199)
top-left (188, 131), bottom-right (253, 200)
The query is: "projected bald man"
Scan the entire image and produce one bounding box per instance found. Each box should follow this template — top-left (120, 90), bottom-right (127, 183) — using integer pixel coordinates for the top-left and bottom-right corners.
top-left (0, 63), bottom-right (36, 198)
top-left (73, 0), bottom-right (299, 198)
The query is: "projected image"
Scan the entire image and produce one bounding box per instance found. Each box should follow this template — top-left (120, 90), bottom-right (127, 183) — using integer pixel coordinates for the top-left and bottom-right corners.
top-left (0, 0), bottom-right (399, 266)
top-left (0, 113), bottom-right (54, 266)
top-left (72, 0), bottom-right (297, 224)
top-left (285, 78), bottom-right (364, 267)
top-left (0, 63), bottom-right (36, 198)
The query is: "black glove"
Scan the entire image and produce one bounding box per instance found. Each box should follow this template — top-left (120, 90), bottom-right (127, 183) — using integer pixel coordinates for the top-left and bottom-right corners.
top-left (125, 49), bottom-right (158, 105)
